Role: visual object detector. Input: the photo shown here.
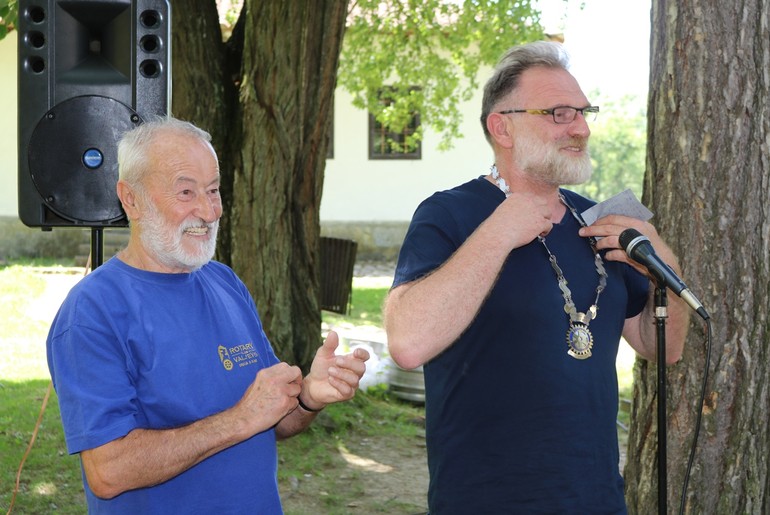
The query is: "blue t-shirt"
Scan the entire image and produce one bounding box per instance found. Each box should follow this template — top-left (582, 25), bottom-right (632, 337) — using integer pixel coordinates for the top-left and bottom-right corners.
top-left (47, 258), bottom-right (283, 514)
top-left (392, 177), bottom-right (649, 514)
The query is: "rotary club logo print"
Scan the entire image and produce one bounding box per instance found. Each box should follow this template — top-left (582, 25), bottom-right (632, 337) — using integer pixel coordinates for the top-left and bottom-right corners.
top-left (218, 345), bottom-right (234, 371)
top-left (218, 343), bottom-right (259, 370)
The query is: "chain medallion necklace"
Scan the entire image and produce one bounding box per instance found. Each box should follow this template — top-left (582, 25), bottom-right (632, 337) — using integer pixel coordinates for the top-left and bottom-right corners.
top-left (489, 164), bottom-right (608, 360)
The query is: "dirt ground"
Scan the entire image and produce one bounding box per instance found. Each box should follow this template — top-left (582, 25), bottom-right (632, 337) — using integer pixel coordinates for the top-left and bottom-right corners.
top-left (277, 267), bottom-right (432, 513)
top-left (279, 425), bottom-right (430, 514)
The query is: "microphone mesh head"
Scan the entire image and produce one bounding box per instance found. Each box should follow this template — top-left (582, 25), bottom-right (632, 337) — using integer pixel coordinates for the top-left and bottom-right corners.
top-left (619, 228), bottom-right (644, 250)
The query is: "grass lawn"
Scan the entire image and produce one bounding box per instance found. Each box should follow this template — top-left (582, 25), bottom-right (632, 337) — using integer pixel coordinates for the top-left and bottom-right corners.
top-left (1, 262), bottom-right (88, 513)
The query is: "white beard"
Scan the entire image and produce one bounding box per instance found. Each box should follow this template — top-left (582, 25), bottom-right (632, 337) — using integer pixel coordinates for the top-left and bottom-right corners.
top-left (137, 201), bottom-right (218, 272)
top-left (513, 130), bottom-right (593, 186)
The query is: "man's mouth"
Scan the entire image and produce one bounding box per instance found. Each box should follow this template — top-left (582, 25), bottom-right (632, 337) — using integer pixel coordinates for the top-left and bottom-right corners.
top-left (184, 226), bottom-right (209, 236)
top-left (562, 141), bottom-right (588, 154)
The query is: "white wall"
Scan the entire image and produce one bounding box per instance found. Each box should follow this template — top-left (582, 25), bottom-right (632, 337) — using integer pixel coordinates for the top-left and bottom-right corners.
top-left (321, 88), bottom-right (493, 222)
top-left (0, 33), bottom-right (18, 217)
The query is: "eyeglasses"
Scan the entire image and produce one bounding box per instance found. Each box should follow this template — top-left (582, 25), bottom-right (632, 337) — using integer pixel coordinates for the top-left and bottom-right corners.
top-left (498, 105), bottom-right (600, 124)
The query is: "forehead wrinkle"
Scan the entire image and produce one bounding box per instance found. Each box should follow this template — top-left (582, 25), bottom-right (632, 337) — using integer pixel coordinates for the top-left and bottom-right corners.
top-left (171, 174), bottom-right (221, 190)
top-left (147, 138), bottom-right (219, 190)
top-left (513, 67), bottom-right (589, 108)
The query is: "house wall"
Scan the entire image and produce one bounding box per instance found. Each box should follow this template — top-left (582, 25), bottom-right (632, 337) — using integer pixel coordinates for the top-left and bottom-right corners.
top-left (321, 88), bottom-right (492, 223)
top-left (320, 86), bottom-right (493, 259)
top-left (0, 33), bottom-right (18, 219)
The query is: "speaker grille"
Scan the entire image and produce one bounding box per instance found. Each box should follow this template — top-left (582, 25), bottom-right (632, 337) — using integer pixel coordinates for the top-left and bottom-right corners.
top-left (18, 0), bottom-right (171, 228)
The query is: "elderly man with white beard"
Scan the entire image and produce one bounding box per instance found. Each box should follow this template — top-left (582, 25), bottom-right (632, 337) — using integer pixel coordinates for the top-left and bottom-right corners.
top-left (383, 41), bottom-right (690, 514)
top-left (46, 117), bottom-right (369, 514)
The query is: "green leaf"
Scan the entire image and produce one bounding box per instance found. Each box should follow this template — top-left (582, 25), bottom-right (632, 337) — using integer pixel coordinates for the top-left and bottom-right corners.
top-left (339, 0), bottom-right (544, 152)
top-left (0, 0), bottom-right (18, 37)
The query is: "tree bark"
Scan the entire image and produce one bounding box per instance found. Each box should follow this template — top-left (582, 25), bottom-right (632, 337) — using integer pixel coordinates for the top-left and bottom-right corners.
top-left (230, 0), bottom-right (346, 370)
top-left (170, 0), bottom-right (239, 261)
top-left (624, 1), bottom-right (770, 513)
top-left (171, 0), bottom-right (346, 370)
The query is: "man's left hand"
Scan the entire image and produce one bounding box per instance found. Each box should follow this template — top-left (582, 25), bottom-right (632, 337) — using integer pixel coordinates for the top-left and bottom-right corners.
top-left (300, 331), bottom-right (370, 410)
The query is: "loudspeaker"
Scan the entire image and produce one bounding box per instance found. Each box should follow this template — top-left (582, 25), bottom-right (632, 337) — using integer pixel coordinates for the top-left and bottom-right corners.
top-left (17, 0), bottom-right (171, 228)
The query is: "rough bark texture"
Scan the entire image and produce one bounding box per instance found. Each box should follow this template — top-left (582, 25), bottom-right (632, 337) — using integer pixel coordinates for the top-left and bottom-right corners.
top-left (170, 0), bottom-right (239, 261)
top-left (171, 0), bottom-right (346, 370)
top-left (232, 1), bottom-right (345, 370)
top-left (624, 1), bottom-right (770, 513)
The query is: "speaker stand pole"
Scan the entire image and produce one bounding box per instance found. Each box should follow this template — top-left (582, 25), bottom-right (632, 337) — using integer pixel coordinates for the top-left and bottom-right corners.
top-left (90, 227), bottom-right (104, 270)
top-left (654, 286), bottom-right (668, 515)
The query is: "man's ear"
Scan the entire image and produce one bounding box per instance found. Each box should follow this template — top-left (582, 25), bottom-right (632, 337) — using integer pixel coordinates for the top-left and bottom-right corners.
top-left (486, 112), bottom-right (515, 149)
top-left (117, 180), bottom-right (140, 221)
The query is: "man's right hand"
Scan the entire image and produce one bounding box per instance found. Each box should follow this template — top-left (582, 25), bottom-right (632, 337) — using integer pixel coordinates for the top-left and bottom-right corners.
top-left (234, 362), bottom-right (303, 436)
top-left (494, 191), bottom-right (554, 249)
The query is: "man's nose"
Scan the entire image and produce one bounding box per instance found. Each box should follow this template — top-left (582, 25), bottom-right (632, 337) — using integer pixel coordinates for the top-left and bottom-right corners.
top-left (568, 112), bottom-right (591, 138)
top-left (195, 194), bottom-right (221, 223)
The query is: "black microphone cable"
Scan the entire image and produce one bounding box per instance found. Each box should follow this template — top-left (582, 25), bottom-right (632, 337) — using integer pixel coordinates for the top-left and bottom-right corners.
top-left (678, 317), bottom-right (713, 515)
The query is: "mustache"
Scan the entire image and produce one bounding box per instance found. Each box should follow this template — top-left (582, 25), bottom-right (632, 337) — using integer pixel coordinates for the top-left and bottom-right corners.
top-left (180, 218), bottom-right (218, 231)
top-left (563, 137), bottom-right (589, 152)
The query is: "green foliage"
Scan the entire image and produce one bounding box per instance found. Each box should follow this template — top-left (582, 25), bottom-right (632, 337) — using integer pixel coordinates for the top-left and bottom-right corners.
top-left (572, 92), bottom-right (647, 202)
top-left (339, 0), bottom-right (544, 151)
top-left (296, 386), bottom-right (422, 440)
top-left (0, 0), bottom-right (17, 39)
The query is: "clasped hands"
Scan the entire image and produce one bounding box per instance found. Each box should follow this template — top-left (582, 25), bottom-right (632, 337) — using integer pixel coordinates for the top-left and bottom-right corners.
top-left (238, 331), bottom-right (370, 431)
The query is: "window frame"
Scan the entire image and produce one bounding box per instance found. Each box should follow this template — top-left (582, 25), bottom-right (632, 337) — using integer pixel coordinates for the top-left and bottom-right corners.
top-left (368, 87), bottom-right (422, 160)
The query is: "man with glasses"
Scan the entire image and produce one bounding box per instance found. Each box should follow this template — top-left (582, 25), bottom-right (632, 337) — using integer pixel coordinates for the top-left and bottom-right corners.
top-left (383, 41), bottom-right (689, 513)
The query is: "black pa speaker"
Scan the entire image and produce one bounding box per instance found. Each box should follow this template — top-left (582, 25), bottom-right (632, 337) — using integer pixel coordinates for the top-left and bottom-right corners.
top-left (17, 0), bottom-right (171, 228)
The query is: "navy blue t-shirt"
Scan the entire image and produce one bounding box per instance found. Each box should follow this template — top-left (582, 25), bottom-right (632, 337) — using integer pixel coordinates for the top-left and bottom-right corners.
top-left (392, 177), bottom-right (649, 514)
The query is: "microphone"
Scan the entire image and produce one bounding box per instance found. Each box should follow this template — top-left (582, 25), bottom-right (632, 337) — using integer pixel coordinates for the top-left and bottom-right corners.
top-left (619, 228), bottom-right (709, 320)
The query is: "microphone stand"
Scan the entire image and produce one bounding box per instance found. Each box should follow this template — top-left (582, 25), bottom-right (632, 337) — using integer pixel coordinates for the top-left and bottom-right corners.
top-left (654, 286), bottom-right (668, 515)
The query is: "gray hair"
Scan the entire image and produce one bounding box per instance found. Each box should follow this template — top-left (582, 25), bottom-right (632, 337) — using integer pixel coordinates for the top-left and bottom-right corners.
top-left (117, 116), bottom-right (214, 191)
top-left (480, 41), bottom-right (571, 142)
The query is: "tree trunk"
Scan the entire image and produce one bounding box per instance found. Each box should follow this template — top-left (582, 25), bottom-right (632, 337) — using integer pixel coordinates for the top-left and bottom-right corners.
top-left (624, 1), bottom-right (770, 513)
top-left (171, 0), bottom-right (346, 370)
top-left (170, 0), bottom-right (239, 261)
top-left (228, 0), bottom-right (346, 370)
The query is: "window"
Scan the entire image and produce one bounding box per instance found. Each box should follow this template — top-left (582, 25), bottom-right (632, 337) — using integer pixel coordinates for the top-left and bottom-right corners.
top-left (368, 87), bottom-right (422, 160)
